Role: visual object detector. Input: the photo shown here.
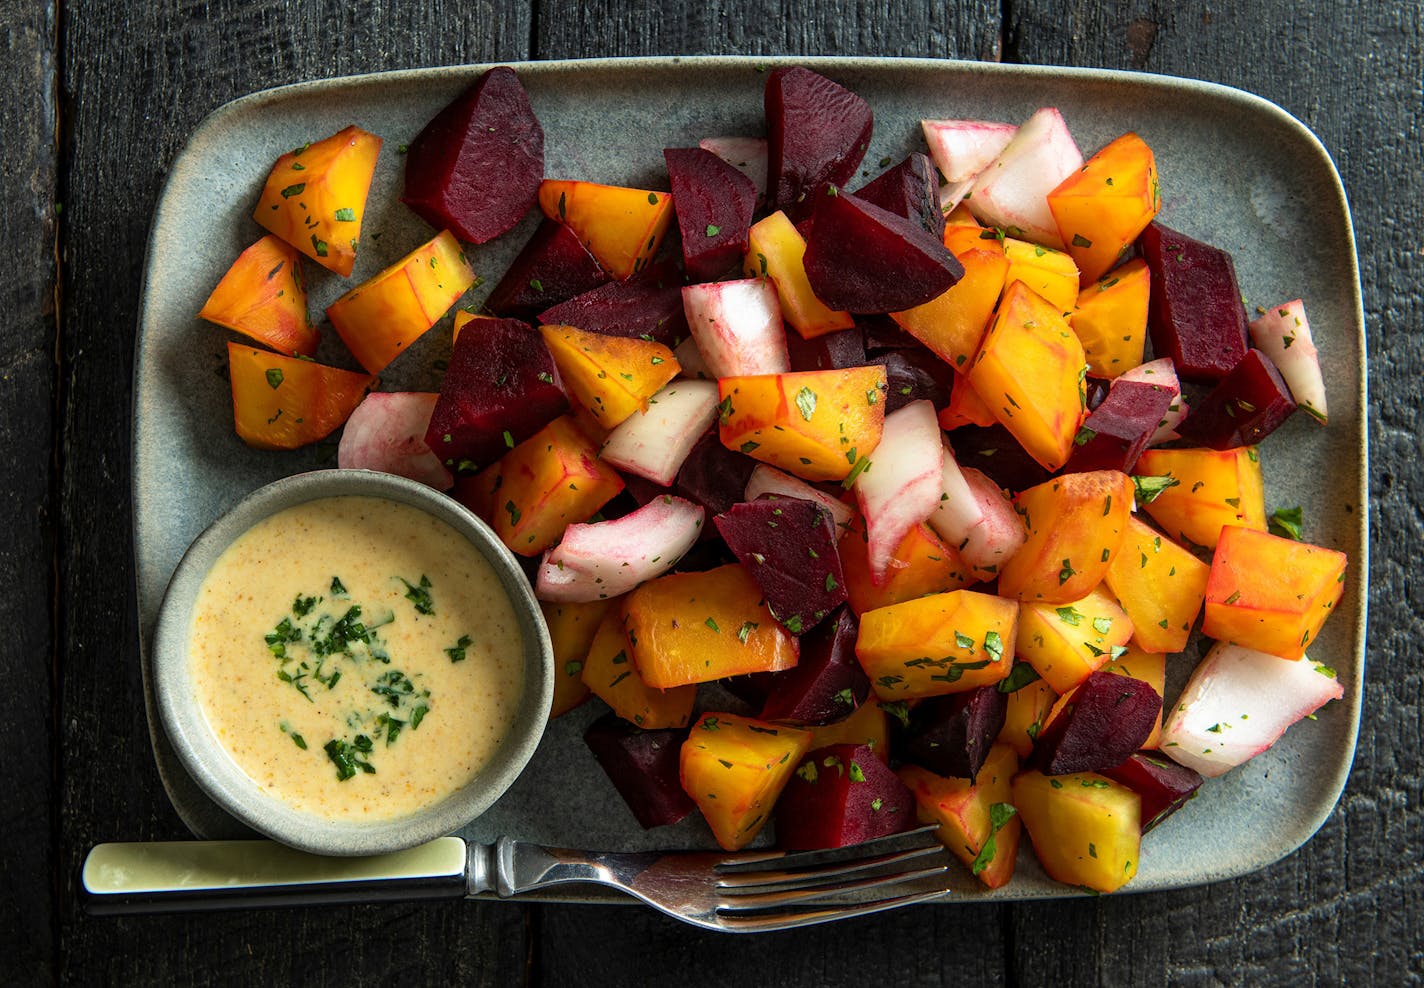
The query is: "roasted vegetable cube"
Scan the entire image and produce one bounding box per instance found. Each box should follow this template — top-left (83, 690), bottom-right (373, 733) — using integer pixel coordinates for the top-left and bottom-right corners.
top-left (808, 694), bottom-right (891, 756)
top-left (856, 590), bottom-right (1018, 699)
top-left (890, 226), bottom-right (1008, 372)
top-left (1138, 222), bottom-right (1249, 383)
top-left (1028, 669), bottom-right (1162, 775)
top-left (538, 180), bottom-right (674, 280)
top-left (997, 470), bottom-right (1135, 604)
top-left (541, 598), bottom-right (613, 718)
top-left (540, 323), bottom-right (679, 428)
top-left (997, 671), bottom-right (1058, 759)
top-left (581, 608), bottom-right (695, 729)
top-left (1104, 515), bottom-right (1210, 653)
top-left (1002, 237), bottom-right (1080, 310)
top-left (1101, 647), bottom-right (1167, 749)
top-left (744, 210), bottom-right (855, 338)
top-left (680, 712), bottom-right (812, 850)
top-left (227, 343), bottom-right (374, 450)
top-left (199, 236), bottom-right (318, 356)
top-left (1069, 258), bottom-right (1150, 378)
top-left (776, 743), bottom-right (918, 849)
top-left (840, 512), bottom-right (973, 614)
top-left (1135, 446), bottom-right (1267, 551)
top-left (584, 713), bottom-right (696, 829)
top-left (1047, 132), bottom-right (1160, 285)
top-left (1011, 770), bottom-right (1141, 893)
top-left (899, 743), bottom-right (1021, 889)
top-left (1015, 585), bottom-right (1134, 694)
top-left (714, 497), bottom-right (847, 635)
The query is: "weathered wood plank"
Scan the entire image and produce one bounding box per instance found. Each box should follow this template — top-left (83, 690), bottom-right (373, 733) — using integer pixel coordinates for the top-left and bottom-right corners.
top-left (1005, 1), bottom-right (1423, 985)
top-left (56, 2), bottom-right (535, 983)
top-left (0, 0), bottom-right (57, 981)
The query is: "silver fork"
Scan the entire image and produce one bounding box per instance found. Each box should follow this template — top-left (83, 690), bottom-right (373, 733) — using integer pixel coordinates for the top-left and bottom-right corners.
top-left (470, 826), bottom-right (952, 931)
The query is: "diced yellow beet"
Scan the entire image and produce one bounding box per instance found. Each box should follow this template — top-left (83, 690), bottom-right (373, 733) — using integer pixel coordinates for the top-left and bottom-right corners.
top-left (1002, 238), bottom-right (1080, 311)
top-left (542, 598), bottom-right (614, 719)
top-left (717, 367), bottom-right (887, 482)
top-left (1069, 259), bottom-right (1150, 378)
top-left (581, 608), bottom-right (695, 729)
top-left (856, 590), bottom-right (1017, 699)
top-left (998, 674), bottom-right (1058, 759)
top-left (1011, 770), bottom-right (1141, 893)
top-left (227, 343), bottom-right (374, 450)
top-left (745, 211), bottom-right (855, 338)
top-left (938, 372), bottom-right (998, 430)
top-left (538, 180), bottom-right (673, 280)
top-left (1136, 446), bottom-right (1266, 551)
top-left (680, 713), bottom-right (812, 850)
top-left (1202, 525), bottom-right (1347, 660)
top-left (199, 235), bottom-right (318, 356)
top-left (997, 470), bottom-right (1135, 604)
top-left (1101, 647), bottom-right (1166, 748)
top-left (807, 696), bottom-right (890, 758)
top-left (326, 230), bottom-right (476, 373)
top-left (898, 744), bottom-right (1021, 889)
top-left (890, 232), bottom-right (1009, 372)
top-left (967, 281), bottom-right (1086, 471)
top-left (624, 565), bottom-right (798, 688)
top-left (839, 512), bottom-right (973, 615)
top-left (540, 324), bottom-right (679, 428)
top-left (1047, 132), bottom-right (1160, 285)
top-left (1016, 585), bottom-right (1134, 694)
top-left (1104, 514), bottom-right (1210, 653)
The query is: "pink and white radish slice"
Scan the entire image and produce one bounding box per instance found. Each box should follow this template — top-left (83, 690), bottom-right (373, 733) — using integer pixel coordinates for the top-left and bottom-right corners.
top-left (744, 463), bottom-right (854, 531)
top-left (601, 379), bottom-right (719, 486)
top-left (1159, 642), bottom-right (1344, 778)
top-left (698, 136), bottom-right (769, 201)
top-left (535, 496), bottom-right (705, 602)
top-left (853, 400), bottom-right (944, 584)
top-left (337, 391), bottom-right (453, 490)
top-left (921, 119), bottom-right (1018, 184)
top-left (681, 278), bottom-right (789, 378)
top-left (966, 107), bottom-right (1082, 249)
top-left (672, 335), bottom-right (714, 380)
top-left (928, 457), bottom-right (1026, 581)
top-left (1249, 299), bottom-right (1327, 424)
top-left (1119, 357), bottom-right (1188, 445)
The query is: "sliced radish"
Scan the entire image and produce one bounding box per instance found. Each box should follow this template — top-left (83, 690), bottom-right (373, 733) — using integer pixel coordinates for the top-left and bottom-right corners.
top-left (681, 278), bottom-right (789, 378)
top-left (744, 463), bottom-right (853, 531)
top-left (1249, 299), bottom-right (1327, 425)
top-left (920, 119), bottom-right (1017, 184)
top-left (673, 335), bottom-right (714, 380)
top-left (1159, 642), bottom-right (1344, 778)
top-left (966, 107), bottom-right (1082, 249)
top-left (939, 179), bottom-right (974, 214)
top-left (535, 496), bottom-right (705, 602)
top-left (601, 379), bottom-right (719, 485)
top-left (337, 392), bottom-right (453, 490)
top-left (853, 400), bottom-right (944, 583)
top-left (928, 460), bottom-right (1026, 580)
top-left (698, 136), bottom-right (769, 201)
top-left (1119, 357), bottom-right (1188, 445)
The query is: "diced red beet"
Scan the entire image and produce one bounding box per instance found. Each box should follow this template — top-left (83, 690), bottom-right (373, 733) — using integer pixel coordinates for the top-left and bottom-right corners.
top-left (675, 431), bottom-right (759, 519)
top-left (1029, 671), bottom-right (1163, 776)
top-left (775, 743), bottom-right (917, 850)
top-left (537, 261), bottom-right (689, 348)
top-left (859, 315), bottom-right (919, 353)
top-left (804, 189), bottom-right (964, 313)
top-left (764, 67), bottom-right (874, 219)
top-left (754, 606), bottom-right (867, 724)
top-left (486, 218), bottom-right (609, 320)
top-left (786, 326), bottom-right (867, 372)
top-left (947, 425), bottom-right (1052, 494)
top-left (871, 347), bottom-right (955, 413)
top-left (664, 147), bottom-right (759, 282)
top-left (583, 714), bottom-right (696, 829)
top-left (1174, 349), bottom-right (1297, 449)
top-left (424, 317), bottom-right (568, 470)
top-left (903, 687), bottom-right (1008, 781)
top-left (714, 497), bottom-right (847, 635)
top-left (402, 67), bottom-right (544, 244)
top-left (854, 152), bottom-right (944, 241)
top-left (1138, 222), bottom-right (1250, 382)
top-left (1099, 751), bottom-right (1204, 833)
top-left (1064, 379), bottom-right (1175, 474)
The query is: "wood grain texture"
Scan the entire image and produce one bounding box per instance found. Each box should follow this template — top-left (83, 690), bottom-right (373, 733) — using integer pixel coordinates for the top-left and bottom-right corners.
top-left (55, 2), bottom-right (534, 984)
top-left (0, 1), bottom-right (57, 983)
top-left (1005, 1), bottom-right (1424, 984)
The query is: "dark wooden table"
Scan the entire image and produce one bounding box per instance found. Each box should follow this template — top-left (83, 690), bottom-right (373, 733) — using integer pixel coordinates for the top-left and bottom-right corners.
top-left (5, 1), bottom-right (1419, 983)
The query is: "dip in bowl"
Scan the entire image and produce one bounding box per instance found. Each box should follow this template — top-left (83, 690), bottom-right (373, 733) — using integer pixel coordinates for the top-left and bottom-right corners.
top-left (153, 469), bottom-right (553, 856)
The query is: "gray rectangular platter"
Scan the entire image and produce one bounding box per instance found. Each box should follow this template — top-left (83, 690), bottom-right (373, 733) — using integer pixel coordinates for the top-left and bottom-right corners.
top-left (133, 55), bottom-right (1367, 904)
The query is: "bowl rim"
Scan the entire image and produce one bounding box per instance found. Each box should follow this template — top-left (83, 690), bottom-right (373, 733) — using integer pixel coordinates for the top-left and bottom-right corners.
top-left (151, 468), bottom-right (553, 857)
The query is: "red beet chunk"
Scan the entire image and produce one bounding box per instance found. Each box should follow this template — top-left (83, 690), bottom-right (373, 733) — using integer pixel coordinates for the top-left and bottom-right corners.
top-left (537, 261), bottom-right (689, 348)
top-left (486, 218), bottom-right (609, 320)
top-left (675, 431), bottom-right (758, 518)
top-left (1175, 349), bottom-right (1297, 449)
top-left (403, 67), bottom-right (544, 244)
top-left (755, 606), bottom-right (867, 723)
top-left (764, 67), bottom-right (874, 219)
top-left (1029, 671), bottom-right (1163, 776)
top-left (947, 426), bottom-right (1052, 494)
top-left (714, 496), bottom-right (847, 635)
top-left (1138, 222), bottom-right (1250, 382)
top-left (859, 315), bottom-right (919, 353)
top-left (664, 148), bottom-right (758, 282)
top-left (424, 317), bottom-right (568, 470)
top-left (786, 327), bottom-right (867, 372)
top-left (903, 687), bottom-right (1008, 782)
top-left (855, 153), bottom-right (944, 241)
top-left (872, 347), bottom-right (955, 413)
top-left (776, 743), bottom-right (917, 850)
top-left (584, 714), bottom-right (696, 829)
top-left (1100, 751), bottom-right (1204, 833)
top-left (1065, 380), bottom-right (1175, 474)
top-left (803, 190), bottom-right (964, 313)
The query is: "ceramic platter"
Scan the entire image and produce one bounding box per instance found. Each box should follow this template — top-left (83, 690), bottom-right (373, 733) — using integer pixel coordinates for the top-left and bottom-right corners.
top-left (132, 56), bottom-right (1367, 904)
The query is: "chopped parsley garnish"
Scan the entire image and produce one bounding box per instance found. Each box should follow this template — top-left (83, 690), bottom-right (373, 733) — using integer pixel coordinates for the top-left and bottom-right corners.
top-left (445, 634), bottom-right (472, 663)
top-left (400, 575), bottom-right (435, 615)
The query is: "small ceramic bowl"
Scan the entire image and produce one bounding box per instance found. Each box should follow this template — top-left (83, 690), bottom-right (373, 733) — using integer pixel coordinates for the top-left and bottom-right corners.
top-left (152, 469), bottom-right (553, 856)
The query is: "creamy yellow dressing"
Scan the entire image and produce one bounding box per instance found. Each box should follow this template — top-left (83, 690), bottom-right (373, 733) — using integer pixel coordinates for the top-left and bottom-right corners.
top-left (190, 496), bottom-right (524, 822)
